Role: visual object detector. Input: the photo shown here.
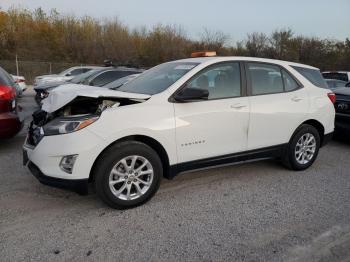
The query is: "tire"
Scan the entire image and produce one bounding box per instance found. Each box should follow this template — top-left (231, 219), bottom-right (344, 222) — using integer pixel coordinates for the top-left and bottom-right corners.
top-left (94, 141), bottom-right (162, 209)
top-left (282, 124), bottom-right (321, 171)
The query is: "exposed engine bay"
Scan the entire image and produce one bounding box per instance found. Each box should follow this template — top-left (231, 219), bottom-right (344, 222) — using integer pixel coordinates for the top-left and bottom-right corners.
top-left (27, 96), bottom-right (146, 146)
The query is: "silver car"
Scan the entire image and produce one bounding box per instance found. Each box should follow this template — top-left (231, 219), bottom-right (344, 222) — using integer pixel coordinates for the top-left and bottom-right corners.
top-left (34, 66), bottom-right (103, 86)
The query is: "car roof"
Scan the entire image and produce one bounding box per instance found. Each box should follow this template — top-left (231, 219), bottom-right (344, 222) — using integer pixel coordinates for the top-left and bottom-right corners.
top-left (69, 66), bottom-right (104, 70)
top-left (325, 78), bottom-right (347, 82)
top-left (173, 56), bottom-right (319, 70)
top-left (323, 71), bottom-right (350, 74)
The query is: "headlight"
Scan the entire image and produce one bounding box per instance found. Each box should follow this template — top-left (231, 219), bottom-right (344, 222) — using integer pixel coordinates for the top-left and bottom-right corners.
top-left (43, 115), bottom-right (99, 136)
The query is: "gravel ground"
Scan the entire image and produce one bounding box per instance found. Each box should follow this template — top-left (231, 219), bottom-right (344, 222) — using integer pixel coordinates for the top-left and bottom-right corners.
top-left (0, 87), bottom-right (350, 262)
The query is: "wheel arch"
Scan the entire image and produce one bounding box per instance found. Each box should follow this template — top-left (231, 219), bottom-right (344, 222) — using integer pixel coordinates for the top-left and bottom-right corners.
top-left (296, 119), bottom-right (325, 145)
top-left (89, 135), bottom-right (171, 182)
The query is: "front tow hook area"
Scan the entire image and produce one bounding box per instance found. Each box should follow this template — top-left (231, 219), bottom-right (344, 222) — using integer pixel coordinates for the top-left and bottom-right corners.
top-left (27, 161), bottom-right (89, 195)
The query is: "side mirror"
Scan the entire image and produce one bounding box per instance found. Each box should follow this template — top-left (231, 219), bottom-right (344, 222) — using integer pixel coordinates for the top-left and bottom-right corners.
top-left (174, 87), bottom-right (209, 102)
top-left (65, 72), bottom-right (72, 76)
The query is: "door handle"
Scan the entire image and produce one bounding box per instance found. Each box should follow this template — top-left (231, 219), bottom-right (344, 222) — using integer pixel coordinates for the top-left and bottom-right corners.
top-left (291, 96), bottom-right (303, 102)
top-left (231, 103), bottom-right (247, 109)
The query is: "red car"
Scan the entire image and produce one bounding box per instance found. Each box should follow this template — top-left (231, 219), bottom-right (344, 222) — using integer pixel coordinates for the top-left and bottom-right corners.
top-left (0, 66), bottom-right (23, 138)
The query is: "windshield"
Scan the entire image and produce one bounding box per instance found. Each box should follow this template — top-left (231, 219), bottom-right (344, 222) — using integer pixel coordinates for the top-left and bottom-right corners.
top-left (105, 74), bottom-right (140, 89)
top-left (58, 67), bottom-right (74, 76)
top-left (69, 69), bottom-right (102, 84)
top-left (118, 62), bottom-right (199, 95)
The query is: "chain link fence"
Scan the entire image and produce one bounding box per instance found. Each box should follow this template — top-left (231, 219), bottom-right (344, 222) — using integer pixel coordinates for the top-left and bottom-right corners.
top-left (0, 60), bottom-right (92, 84)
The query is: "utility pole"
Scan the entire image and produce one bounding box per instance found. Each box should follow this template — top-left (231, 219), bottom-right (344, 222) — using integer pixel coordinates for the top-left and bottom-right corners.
top-left (15, 54), bottom-right (19, 76)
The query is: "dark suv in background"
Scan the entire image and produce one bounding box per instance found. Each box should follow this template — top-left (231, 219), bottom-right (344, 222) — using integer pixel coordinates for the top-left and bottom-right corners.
top-left (333, 87), bottom-right (350, 135)
top-left (0, 66), bottom-right (23, 138)
top-left (34, 67), bottom-right (143, 104)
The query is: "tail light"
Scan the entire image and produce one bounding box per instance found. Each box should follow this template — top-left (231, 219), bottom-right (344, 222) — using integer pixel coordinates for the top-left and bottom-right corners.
top-left (15, 79), bottom-right (25, 83)
top-left (0, 85), bottom-right (16, 113)
top-left (0, 85), bottom-right (16, 100)
top-left (327, 92), bottom-right (336, 104)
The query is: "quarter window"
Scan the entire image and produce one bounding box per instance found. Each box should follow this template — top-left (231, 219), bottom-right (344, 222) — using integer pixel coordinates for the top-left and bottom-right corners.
top-left (292, 66), bottom-right (327, 89)
top-left (282, 69), bottom-right (299, 91)
top-left (186, 62), bottom-right (241, 99)
top-left (247, 63), bottom-right (284, 95)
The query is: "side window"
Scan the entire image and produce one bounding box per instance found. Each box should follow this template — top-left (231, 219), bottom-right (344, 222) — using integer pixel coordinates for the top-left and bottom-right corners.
top-left (82, 68), bottom-right (92, 73)
top-left (68, 68), bottom-right (85, 76)
top-left (247, 63), bottom-right (284, 95)
top-left (90, 71), bottom-right (137, 86)
top-left (186, 62), bottom-right (241, 100)
top-left (90, 71), bottom-right (112, 86)
top-left (282, 69), bottom-right (299, 91)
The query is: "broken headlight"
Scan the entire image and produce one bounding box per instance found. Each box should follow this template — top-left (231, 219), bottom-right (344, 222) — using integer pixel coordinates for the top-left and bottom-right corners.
top-left (43, 115), bottom-right (99, 136)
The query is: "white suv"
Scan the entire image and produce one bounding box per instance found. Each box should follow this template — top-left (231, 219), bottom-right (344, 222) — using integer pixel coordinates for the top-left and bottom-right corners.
top-left (23, 56), bottom-right (335, 209)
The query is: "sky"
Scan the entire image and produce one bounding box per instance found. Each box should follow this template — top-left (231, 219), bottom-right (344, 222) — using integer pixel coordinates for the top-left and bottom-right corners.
top-left (1, 0), bottom-right (349, 42)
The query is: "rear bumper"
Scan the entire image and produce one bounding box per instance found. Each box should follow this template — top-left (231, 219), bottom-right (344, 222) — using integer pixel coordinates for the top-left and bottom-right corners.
top-left (0, 112), bottom-right (24, 138)
top-left (27, 161), bottom-right (88, 195)
top-left (335, 113), bottom-right (350, 133)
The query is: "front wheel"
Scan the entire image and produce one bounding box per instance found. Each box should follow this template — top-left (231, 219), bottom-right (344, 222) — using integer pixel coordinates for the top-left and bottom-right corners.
top-left (94, 141), bottom-right (162, 209)
top-left (283, 124), bottom-right (321, 170)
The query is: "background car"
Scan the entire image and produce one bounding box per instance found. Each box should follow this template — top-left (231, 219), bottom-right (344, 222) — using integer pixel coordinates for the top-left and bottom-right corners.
top-left (0, 67), bottom-right (23, 138)
top-left (325, 78), bottom-right (348, 89)
top-left (322, 71), bottom-right (350, 82)
top-left (34, 67), bottom-right (144, 104)
top-left (333, 87), bottom-right (350, 135)
top-left (11, 75), bottom-right (27, 92)
top-left (34, 66), bottom-right (101, 86)
top-left (103, 73), bottom-right (140, 90)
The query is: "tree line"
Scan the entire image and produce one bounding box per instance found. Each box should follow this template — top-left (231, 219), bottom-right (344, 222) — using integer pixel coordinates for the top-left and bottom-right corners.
top-left (0, 7), bottom-right (349, 71)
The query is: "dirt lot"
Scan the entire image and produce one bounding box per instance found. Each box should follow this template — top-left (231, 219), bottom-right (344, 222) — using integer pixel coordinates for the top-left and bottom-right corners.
top-left (1, 87), bottom-right (350, 261)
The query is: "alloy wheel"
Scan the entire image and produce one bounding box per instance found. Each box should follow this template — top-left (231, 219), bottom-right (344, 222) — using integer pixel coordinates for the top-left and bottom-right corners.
top-left (108, 155), bottom-right (154, 201)
top-left (294, 133), bottom-right (317, 165)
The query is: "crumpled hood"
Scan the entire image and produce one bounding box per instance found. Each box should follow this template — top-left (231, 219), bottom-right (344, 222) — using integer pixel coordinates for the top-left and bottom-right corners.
top-left (41, 84), bottom-right (151, 113)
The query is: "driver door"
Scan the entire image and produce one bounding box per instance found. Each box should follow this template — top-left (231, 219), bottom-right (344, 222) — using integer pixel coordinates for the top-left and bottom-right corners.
top-left (173, 62), bottom-right (250, 163)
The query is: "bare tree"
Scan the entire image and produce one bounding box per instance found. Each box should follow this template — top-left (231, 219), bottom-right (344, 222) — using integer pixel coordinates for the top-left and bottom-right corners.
top-left (199, 28), bottom-right (229, 51)
top-left (246, 32), bottom-right (268, 57)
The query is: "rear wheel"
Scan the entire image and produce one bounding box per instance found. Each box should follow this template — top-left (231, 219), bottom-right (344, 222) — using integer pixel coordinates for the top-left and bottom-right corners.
top-left (94, 141), bottom-right (162, 209)
top-left (283, 124), bottom-right (321, 170)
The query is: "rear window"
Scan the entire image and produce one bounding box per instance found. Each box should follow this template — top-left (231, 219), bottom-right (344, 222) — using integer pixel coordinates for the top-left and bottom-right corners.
top-left (292, 66), bottom-right (327, 89)
top-left (0, 67), bottom-right (16, 87)
top-left (322, 72), bottom-right (349, 82)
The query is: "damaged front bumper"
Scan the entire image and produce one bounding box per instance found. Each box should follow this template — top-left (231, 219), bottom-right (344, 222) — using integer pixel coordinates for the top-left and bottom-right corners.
top-left (27, 161), bottom-right (88, 195)
top-left (24, 84), bottom-right (151, 194)
top-left (23, 126), bottom-right (108, 194)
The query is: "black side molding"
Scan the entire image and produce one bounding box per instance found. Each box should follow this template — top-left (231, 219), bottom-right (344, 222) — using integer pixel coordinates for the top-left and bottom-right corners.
top-left (28, 162), bottom-right (88, 195)
top-left (168, 144), bottom-right (286, 178)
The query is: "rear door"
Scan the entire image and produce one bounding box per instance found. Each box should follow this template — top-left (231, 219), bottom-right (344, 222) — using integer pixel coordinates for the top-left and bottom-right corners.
top-left (174, 62), bottom-right (250, 163)
top-left (246, 62), bottom-right (309, 150)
